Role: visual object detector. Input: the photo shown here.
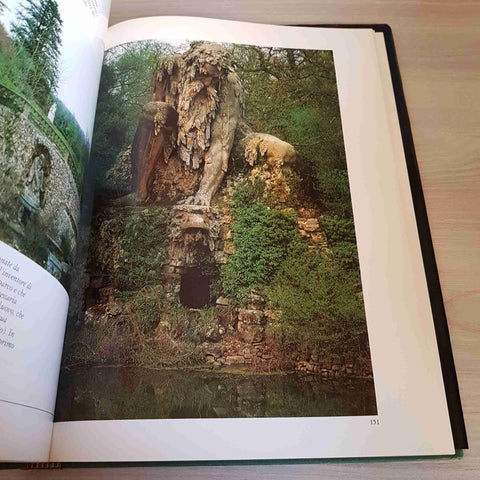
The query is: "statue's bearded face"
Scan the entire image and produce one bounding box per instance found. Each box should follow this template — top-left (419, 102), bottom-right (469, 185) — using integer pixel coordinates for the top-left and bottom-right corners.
top-left (199, 63), bottom-right (221, 87)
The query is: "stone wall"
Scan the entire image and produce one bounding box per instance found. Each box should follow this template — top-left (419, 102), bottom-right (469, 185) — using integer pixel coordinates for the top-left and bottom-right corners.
top-left (0, 103), bottom-right (81, 269)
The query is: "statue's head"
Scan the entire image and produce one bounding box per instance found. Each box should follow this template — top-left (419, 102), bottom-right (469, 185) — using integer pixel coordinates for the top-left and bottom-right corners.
top-left (182, 42), bottom-right (232, 88)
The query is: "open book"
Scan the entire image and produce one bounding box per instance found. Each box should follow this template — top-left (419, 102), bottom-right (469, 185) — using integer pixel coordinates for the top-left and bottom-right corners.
top-left (0, 0), bottom-right (467, 463)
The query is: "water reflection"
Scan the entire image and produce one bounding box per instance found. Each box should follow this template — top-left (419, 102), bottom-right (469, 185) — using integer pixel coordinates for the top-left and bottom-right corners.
top-left (55, 367), bottom-right (377, 421)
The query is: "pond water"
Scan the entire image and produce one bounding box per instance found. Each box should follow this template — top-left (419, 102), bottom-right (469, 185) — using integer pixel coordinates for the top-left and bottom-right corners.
top-left (55, 367), bottom-right (377, 421)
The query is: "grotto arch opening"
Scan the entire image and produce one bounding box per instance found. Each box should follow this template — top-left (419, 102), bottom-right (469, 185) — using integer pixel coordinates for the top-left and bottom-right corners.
top-left (179, 267), bottom-right (211, 308)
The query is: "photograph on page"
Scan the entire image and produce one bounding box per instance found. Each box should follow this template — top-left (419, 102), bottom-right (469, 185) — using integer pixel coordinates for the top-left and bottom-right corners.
top-left (0, 0), bottom-right (107, 286)
top-left (55, 37), bottom-right (377, 422)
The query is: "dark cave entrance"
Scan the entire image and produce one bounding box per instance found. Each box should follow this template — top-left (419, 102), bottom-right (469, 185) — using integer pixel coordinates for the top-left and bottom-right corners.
top-left (179, 267), bottom-right (210, 308)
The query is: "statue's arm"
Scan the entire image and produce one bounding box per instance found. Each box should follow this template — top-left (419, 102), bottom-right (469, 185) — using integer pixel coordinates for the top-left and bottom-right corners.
top-left (131, 101), bottom-right (178, 202)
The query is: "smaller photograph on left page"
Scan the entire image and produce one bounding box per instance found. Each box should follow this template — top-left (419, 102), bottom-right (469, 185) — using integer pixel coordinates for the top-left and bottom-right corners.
top-left (0, 0), bottom-right (108, 287)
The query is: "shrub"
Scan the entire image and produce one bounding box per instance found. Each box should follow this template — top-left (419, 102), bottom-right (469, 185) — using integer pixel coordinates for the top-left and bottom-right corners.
top-left (97, 207), bottom-right (169, 291)
top-left (322, 215), bottom-right (356, 245)
top-left (313, 169), bottom-right (352, 217)
top-left (267, 250), bottom-right (367, 355)
top-left (222, 204), bottom-right (303, 304)
top-left (332, 241), bottom-right (359, 271)
top-left (231, 177), bottom-right (266, 210)
top-left (129, 285), bottom-right (166, 333)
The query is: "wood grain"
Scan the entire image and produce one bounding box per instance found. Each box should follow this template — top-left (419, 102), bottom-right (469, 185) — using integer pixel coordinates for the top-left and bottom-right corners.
top-left (4, 1), bottom-right (479, 478)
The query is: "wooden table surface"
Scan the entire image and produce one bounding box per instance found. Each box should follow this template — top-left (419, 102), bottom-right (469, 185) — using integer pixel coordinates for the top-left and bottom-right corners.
top-left (5, 0), bottom-right (479, 478)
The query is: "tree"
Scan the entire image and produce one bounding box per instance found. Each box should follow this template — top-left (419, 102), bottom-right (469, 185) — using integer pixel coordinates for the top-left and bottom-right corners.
top-left (11, 0), bottom-right (63, 110)
top-left (91, 41), bottom-right (174, 182)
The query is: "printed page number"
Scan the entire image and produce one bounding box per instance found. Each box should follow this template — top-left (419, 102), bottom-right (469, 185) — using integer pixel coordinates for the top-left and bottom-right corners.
top-left (370, 419), bottom-right (380, 425)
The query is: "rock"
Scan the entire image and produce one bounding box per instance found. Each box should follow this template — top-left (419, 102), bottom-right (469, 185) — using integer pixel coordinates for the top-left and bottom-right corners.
top-left (204, 327), bottom-right (222, 342)
top-left (214, 250), bottom-right (227, 264)
top-left (237, 322), bottom-right (265, 343)
top-left (216, 305), bottom-right (237, 329)
top-left (98, 286), bottom-right (116, 302)
top-left (216, 296), bottom-right (230, 306)
top-left (304, 218), bottom-right (319, 232)
top-left (247, 293), bottom-right (266, 309)
top-left (103, 146), bottom-right (133, 196)
top-left (264, 322), bottom-right (277, 343)
top-left (238, 308), bottom-right (264, 325)
top-left (224, 242), bottom-right (235, 255)
top-left (83, 304), bottom-right (106, 326)
top-left (225, 355), bottom-right (245, 365)
top-left (310, 232), bottom-right (327, 244)
top-left (205, 354), bottom-right (216, 363)
top-left (179, 211), bottom-right (210, 231)
top-left (106, 301), bottom-right (124, 316)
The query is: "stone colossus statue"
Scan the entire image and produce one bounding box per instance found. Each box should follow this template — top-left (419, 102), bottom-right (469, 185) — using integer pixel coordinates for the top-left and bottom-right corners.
top-left (131, 41), bottom-right (296, 207)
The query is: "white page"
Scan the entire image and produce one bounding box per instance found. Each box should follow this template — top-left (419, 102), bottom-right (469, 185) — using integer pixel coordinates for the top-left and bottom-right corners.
top-left (0, 0), bottom-right (111, 461)
top-left (50, 17), bottom-right (454, 461)
top-left (0, 242), bottom-right (68, 461)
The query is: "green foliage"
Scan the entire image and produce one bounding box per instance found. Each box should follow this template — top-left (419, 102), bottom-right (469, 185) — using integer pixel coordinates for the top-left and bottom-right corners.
top-left (97, 207), bottom-right (169, 291)
top-left (91, 41), bottom-right (175, 186)
top-left (222, 204), bottom-right (303, 304)
top-left (322, 215), bottom-right (356, 245)
top-left (119, 208), bottom-right (168, 290)
top-left (53, 99), bottom-right (90, 166)
top-left (0, 39), bottom-right (34, 99)
top-left (228, 45), bottom-right (348, 215)
top-left (312, 169), bottom-right (352, 217)
top-left (331, 241), bottom-right (359, 271)
top-left (10, 0), bottom-right (63, 111)
top-left (129, 285), bottom-right (166, 333)
top-left (267, 250), bottom-right (367, 355)
top-left (231, 177), bottom-right (265, 210)
top-left (0, 3), bottom-right (85, 164)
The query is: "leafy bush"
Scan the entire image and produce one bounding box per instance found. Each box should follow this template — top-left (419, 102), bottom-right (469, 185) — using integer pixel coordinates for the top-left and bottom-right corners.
top-left (129, 285), bottom-right (166, 333)
top-left (267, 250), bottom-right (367, 355)
top-left (322, 215), bottom-right (356, 245)
top-left (331, 241), bottom-right (359, 271)
top-left (222, 204), bottom-right (303, 304)
top-left (312, 169), bottom-right (352, 217)
top-left (97, 207), bottom-right (169, 291)
top-left (0, 41), bottom-right (34, 100)
top-left (231, 177), bottom-right (266, 210)
top-left (119, 208), bottom-right (168, 290)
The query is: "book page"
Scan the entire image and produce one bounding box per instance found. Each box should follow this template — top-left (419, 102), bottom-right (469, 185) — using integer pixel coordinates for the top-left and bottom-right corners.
top-left (51, 17), bottom-right (453, 461)
top-left (0, 242), bottom-right (68, 461)
top-left (0, 0), bottom-right (110, 461)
